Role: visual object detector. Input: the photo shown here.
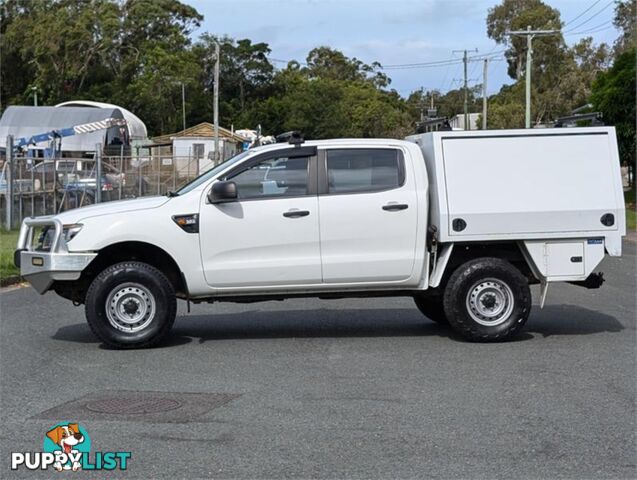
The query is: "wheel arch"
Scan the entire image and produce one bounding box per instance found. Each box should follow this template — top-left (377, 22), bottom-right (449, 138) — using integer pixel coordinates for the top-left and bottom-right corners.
top-left (432, 241), bottom-right (538, 292)
top-left (53, 241), bottom-right (187, 304)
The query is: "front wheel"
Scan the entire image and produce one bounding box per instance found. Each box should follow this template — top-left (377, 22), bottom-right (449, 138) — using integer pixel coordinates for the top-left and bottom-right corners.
top-left (443, 258), bottom-right (531, 342)
top-left (85, 261), bottom-right (177, 348)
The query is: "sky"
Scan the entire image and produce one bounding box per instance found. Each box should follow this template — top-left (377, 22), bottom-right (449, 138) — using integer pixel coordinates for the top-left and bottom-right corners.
top-left (185, 0), bottom-right (620, 98)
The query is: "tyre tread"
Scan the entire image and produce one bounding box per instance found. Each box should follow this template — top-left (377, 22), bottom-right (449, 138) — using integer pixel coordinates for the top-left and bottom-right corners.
top-left (443, 257), bottom-right (531, 342)
top-left (85, 261), bottom-right (177, 349)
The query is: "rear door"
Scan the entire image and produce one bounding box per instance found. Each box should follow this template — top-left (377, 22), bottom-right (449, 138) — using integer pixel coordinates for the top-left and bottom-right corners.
top-left (317, 147), bottom-right (419, 283)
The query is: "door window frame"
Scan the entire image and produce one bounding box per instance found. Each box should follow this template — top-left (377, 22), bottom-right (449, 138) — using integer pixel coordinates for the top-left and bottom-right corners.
top-left (317, 147), bottom-right (406, 196)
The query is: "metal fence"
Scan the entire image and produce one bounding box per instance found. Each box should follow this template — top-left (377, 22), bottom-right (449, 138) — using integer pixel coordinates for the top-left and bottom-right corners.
top-left (1, 141), bottom-right (215, 229)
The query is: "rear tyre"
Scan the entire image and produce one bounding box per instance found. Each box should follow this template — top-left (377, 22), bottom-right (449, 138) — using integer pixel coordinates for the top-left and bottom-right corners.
top-left (443, 258), bottom-right (531, 342)
top-left (85, 261), bottom-right (177, 349)
top-left (413, 295), bottom-right (448, 324)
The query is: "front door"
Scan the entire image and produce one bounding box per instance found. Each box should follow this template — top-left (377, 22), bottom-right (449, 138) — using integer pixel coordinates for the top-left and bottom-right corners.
top-left (199, 148), bottom-right (322, 289)
top-left (317, 147), bottom-right (419, 283)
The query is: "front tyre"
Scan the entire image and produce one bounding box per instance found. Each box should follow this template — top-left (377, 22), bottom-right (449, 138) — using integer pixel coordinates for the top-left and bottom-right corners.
top-left (443, 258), bottom-right (531, 342)
top-left (85, 261), bottom-right (177, 349)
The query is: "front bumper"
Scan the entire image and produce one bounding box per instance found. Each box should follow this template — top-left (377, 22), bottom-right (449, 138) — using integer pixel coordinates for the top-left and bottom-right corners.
top-left (15, 217), bottom-right (97, 294)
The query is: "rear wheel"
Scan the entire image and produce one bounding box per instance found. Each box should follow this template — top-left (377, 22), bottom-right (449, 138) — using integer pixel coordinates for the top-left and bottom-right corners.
top-left (85, 261), bottom-right (176, 349)
top-left (443, 258), bottom-right (531, 342)
top-left (413, 295), bottom-right (448, 324)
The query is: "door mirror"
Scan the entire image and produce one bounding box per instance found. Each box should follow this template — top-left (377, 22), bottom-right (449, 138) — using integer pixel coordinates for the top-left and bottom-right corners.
top-left (208, 180), bottom-right (238, 203)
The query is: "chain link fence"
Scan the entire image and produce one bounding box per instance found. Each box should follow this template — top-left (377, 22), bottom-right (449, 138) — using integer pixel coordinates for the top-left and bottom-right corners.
top-left (1, 138), bottom-right (213, 229)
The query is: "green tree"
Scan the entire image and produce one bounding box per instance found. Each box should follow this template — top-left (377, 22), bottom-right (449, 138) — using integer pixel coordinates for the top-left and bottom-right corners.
top-left (612, 0), bottom-right (636, 56)
top-left (238, 49), bottom-right (410, 139)
top-left (1, 0), bottom-right (120, 106)
top-left (591, 48), bottom-right (636, 173)
top-left (485, 83), bottom-right (527, 129)
top-left (195, 35), bottom-right (275, 127)
top-left (0, 0), bottom-right (203, 135)
top-left (487, 0), bottom-right (564, 80)
top-left (485, 0), bottom-right (615, 128)
top-left (304, 46), bottom-right (389, 88)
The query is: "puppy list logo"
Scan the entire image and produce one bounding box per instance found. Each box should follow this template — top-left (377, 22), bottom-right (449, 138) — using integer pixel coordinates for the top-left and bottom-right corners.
top-left (10, 422), bottom-right (131, 472)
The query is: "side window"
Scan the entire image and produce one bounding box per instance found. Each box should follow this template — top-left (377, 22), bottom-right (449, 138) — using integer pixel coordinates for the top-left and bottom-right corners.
top-left (326, 149), bottom-right (404, 194)
top-left (193, 143), bottom-right (205, 159)
top-left (229, 156), bottom-right (310, 199)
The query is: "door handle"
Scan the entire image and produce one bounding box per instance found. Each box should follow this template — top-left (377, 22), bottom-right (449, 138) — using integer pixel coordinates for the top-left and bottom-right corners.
top-left (283, 209), bottom-right (310, 218)
top-left (382, 203), bottom-right (408, 211)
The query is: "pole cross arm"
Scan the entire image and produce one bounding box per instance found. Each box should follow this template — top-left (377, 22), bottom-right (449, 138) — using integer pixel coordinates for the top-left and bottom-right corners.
top-left (506, 29), bottom-right (561, 36)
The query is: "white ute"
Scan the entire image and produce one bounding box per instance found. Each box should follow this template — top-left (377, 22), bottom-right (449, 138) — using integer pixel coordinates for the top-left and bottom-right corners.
top-left (15, 128), bottom-right (626, 348)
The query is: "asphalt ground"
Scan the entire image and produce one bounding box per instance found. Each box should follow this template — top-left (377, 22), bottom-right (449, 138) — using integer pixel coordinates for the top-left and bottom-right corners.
top-left (1, 238), bottom-right (635, 479)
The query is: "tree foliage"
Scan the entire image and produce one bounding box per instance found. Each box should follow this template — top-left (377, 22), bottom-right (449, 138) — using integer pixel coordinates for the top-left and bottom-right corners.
top-left (485, 0), bottom-right (619, 128)
top-left (487, 0), bottom-right (564, 80)
top-left (0, 0), bottom-right (634, 147)
top-left (612, 0), bottom-right (636, 56)
top-left (591, 48), bottom-right (636, 167)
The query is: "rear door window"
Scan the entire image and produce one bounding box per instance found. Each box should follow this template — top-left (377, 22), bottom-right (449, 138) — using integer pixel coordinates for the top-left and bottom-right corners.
top-left (326, 149), bottom-right (404, 194)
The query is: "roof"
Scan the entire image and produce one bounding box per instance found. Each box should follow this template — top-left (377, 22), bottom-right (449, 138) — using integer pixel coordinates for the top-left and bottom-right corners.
top-left (55, 100), bottom-right (148, 140)
top-left (0, 106), bottom-right (124, 151)
top-left (152, 122), bottom-right (247, 144)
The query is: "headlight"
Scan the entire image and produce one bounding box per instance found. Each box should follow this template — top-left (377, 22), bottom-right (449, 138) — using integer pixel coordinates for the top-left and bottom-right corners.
top-left (63, 224), bottom-right (83, 243)
top-left (35, 224), bottom-right (83, 251)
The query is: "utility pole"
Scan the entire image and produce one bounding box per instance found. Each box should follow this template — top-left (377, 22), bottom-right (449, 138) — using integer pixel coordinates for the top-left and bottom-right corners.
top-left (31, 86), bottom-right (38, 106)
top-left (506, 26), bottom-right (560, 128)
top-left (180, 82), bottom-right (186, 131)
top-left (453, 49), bottom-right (478, 130)
top-left (482, 59), bottom-right (488, 130)
top-left (213, 41), bottom-right (220, 164)
top-left (463, 50), bottom-right (468, 130)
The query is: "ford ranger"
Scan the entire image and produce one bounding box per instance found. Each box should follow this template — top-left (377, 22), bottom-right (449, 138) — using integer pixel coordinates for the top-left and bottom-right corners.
top-left (15, 128), bottom-right (626, 348)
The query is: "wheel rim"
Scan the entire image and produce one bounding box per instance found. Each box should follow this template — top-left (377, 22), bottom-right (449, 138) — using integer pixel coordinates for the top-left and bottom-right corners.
top-left (465, 278), bottom-right (515, 326)
top-left (105, 283), bottom-right (156, 332)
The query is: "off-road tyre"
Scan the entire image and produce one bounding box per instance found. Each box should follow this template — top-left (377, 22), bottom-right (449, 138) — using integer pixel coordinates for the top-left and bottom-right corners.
top-left (443, 257), bottom-right (531, 342)
top-left (413, 295), bottom-right (449, 324)
top-left (85, 261), bottom-right (177, 349)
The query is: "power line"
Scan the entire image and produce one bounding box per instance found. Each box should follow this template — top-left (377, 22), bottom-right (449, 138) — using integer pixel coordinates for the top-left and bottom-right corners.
top-left (564, 0), bottom-right (615, 33)
top-left (563, 0), bottom-right (603, 27)
top-left (269, 57), bottom-right (308, 66)
top-left (438, 58), bottom-right (454, 91)
top-left (567, 20), bottom-right (614, 35)
top-left (569, 25), bottom-right (616, 36)
top-left (380, 51), bottom-right (505, 70)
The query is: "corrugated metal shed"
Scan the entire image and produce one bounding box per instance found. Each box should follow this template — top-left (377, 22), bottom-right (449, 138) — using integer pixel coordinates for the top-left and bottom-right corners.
top-left (55, 100), bottom-right (148, 140)
top-left (0, 106), bottom-right (125, 151)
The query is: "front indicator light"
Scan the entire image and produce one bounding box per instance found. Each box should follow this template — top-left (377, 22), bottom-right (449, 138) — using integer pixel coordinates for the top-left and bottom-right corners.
top-left (172, 214), bottom-right (199, 233)
top-left (32, 257), bottom-right (44, 266)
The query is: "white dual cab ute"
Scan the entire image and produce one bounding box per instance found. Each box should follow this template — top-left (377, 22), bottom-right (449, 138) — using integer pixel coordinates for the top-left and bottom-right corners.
top-left (15, 128), bottom-right (625, 348)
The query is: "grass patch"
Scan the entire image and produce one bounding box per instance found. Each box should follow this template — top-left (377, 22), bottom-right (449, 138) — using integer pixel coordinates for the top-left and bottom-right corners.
top-left (1, 229), bottom-right (20, 279)
top-left (626, 189), bottom-right (636, 232)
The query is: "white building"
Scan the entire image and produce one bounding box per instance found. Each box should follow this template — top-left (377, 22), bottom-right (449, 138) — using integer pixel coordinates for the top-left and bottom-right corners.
top-left (151, 122), bottom-right (248, 174)
top-left (450, 113), bottom-right (481, 130)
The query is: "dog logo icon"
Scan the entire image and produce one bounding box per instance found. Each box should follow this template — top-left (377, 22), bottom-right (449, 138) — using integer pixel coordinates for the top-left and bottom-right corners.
top-left (44, 423), bottom-right (90, 472)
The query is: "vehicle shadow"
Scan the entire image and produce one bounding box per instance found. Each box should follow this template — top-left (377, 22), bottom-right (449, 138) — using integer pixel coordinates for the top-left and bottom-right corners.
top-left (51, 304), bottom-right (624, 349)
